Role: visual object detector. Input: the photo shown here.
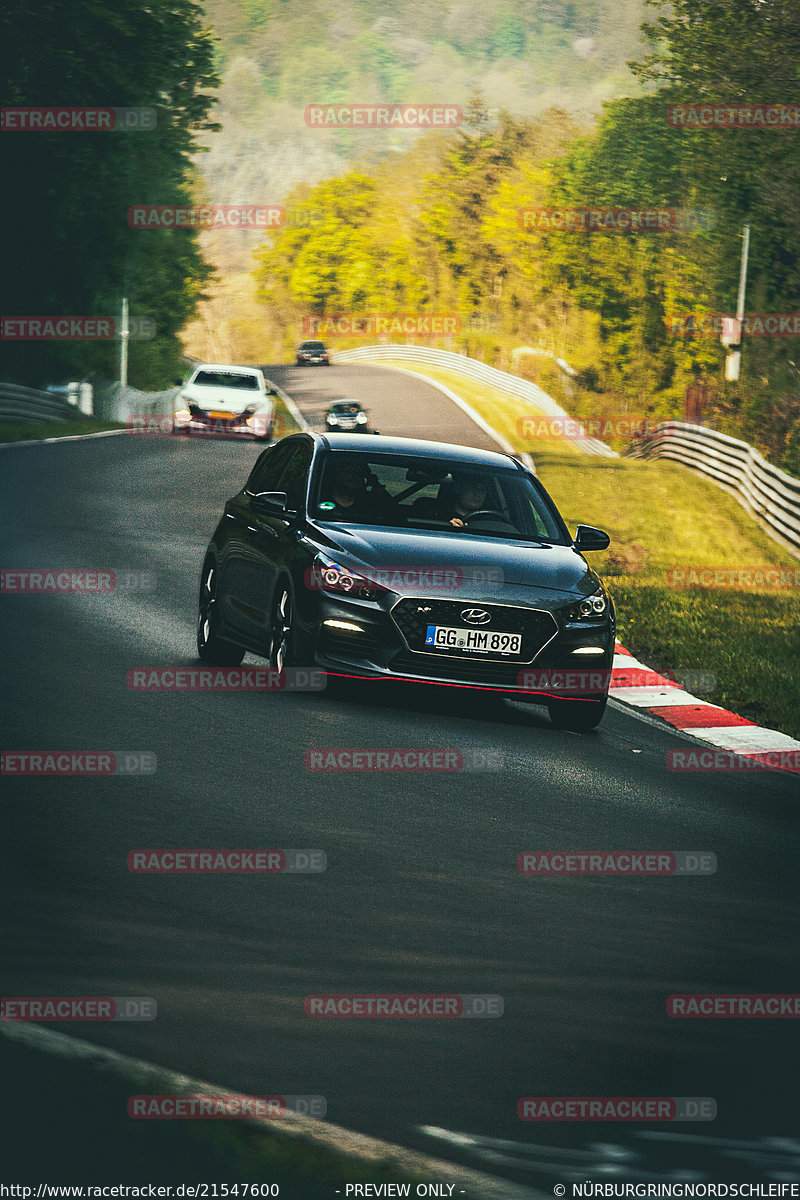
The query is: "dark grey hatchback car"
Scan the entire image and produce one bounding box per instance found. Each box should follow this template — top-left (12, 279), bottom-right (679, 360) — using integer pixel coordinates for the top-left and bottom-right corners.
top-left (197, 433), bottom-right (615, 729)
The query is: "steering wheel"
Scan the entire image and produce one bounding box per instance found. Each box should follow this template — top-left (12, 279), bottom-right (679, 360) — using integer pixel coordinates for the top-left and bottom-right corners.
top-left (462, 509), bottom-right (509, 524)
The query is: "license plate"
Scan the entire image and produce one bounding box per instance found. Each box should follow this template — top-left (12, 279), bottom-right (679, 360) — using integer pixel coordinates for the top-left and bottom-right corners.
top-left (207, 410), bottom-right (233, 419)
top-left (424, 624), bottom-right (523, 656)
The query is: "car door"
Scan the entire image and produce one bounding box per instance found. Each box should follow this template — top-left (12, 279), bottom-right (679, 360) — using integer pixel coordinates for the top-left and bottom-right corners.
top-left (223, 438), bottom-right (313, 653)
top-left (219, 440), bottom-right (297, 644)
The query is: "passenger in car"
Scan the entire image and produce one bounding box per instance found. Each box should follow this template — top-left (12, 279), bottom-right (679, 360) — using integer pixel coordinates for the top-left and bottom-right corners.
top-left (322, 461), bottom-right (396, 522)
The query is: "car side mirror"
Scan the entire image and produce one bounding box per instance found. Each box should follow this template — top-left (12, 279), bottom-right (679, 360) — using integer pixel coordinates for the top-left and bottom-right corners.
top-left (251, 490), bottom-right (289, 515)
top-left (573, 524), bottom-right (610, 551)
top-left (266, 388), bottom-right (278, 396)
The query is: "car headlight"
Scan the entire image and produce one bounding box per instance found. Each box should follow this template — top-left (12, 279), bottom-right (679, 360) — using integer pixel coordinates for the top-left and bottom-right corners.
top-left (356, 412), bottom-right (367, 423)
top-left (173, 408), bottom-right (192, 425)
top-left (309, 554), bottom-right (386, 600)
top-left (563, 589), bottom-right (608, 620)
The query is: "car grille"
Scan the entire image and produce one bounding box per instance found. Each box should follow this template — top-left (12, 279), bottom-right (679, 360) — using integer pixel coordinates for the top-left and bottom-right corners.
top-left (391, 598), bottom-right (557, 664)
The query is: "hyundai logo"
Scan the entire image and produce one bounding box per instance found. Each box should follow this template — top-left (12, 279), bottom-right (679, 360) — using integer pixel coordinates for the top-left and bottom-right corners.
top-left (461, 607), bottom-right (491, 626)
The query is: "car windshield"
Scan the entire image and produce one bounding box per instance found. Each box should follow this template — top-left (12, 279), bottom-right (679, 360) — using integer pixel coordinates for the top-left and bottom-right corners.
top-left (301, 342), bottom-right (325, 350)
top-left (331, 403), bottom-right (360, 413)
top-left (311, 452), bottom-right (567, 543)
top-left (193, 370), bottom-right (259, 390)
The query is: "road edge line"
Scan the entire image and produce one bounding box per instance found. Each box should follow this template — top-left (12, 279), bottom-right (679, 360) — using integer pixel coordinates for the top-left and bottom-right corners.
top-left (0, 428), bottom-right (128, 449)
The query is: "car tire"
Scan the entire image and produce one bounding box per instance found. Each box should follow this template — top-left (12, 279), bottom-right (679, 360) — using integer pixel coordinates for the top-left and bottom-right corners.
top-left (547, 696), bottom-right (607, 732)
top-left (197, 559), bottom-right (245, 666)
top-left (269, 584), bottom-right (294, 674)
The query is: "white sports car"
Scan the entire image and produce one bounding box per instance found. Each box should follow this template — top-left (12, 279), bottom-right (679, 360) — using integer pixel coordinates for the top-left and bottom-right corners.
top-left (173, 364), bottom-right (276, 440)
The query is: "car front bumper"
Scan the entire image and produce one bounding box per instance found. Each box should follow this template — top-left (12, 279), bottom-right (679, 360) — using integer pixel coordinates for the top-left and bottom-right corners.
top-left (174, 415), bottom-right (271, 439)
top-left (298, 589), bottom-right (615, 699)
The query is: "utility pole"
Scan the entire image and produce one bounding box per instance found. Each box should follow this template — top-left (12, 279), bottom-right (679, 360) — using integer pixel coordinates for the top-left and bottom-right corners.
top-left (722, 224), bottom-right (750, 382)
top-left (120, 297), bottom-right (129, 389)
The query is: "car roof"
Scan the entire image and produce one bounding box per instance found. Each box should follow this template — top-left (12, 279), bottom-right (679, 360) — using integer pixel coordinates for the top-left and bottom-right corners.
top-left (316, 432), bottom-right (520, 468)
top-left (191, 363), bottom-right (264, 379)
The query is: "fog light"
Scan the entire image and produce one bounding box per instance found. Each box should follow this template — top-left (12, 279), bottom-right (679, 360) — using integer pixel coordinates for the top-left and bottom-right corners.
top-left (323, 619), bottom-right (364, 632)
top-left (571, 646), bottom-right (605, 655)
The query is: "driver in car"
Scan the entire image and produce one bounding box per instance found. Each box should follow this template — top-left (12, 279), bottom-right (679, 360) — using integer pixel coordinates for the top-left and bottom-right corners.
top-left (441, 472), bottom-right (489, 527)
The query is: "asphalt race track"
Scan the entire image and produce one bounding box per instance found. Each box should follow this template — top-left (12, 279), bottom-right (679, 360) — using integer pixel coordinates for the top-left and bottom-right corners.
top-left (266, 359), bottom-right (503, 448)
top-left (2, 362), bottom-right (799, 1185)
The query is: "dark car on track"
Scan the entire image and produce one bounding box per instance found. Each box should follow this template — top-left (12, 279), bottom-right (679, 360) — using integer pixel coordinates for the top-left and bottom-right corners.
top-left (197, 434), bottom-right (615, 729)
top-left (324, 399), bottom-right (372, 433)
top-left (295, 339), bottom-right (330, 366)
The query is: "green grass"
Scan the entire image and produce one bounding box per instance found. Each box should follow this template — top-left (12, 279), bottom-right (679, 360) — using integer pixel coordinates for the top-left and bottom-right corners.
top-left (0, 418), bottom-right (125, 442)
top-left (535, 449), bottom-right (800, 738)
top-left (273, 395), bottom-right (304, 436)
top-left (378, 359), bottom-right (800, 740)
top-left (0, 1036), bottom-right (466, 1193)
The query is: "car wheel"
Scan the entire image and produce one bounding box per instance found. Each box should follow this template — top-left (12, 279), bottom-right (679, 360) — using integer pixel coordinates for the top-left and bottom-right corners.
top-left (269, 584), bottom-right (294, 674)
top-left (197, 560), bottom-right (245, 665)
top-left (547, 696), bottom-right (607, 732)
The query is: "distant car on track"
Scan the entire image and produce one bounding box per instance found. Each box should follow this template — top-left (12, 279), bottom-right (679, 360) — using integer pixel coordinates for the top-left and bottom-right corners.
top-left (324, 400), bottom-right (372, 433)
top-left (295, 340), bottom-right (330, 366)
top-left (173, 364), bottom-right (275, 440)
top-left (196, 433), bottom-right (615, 730)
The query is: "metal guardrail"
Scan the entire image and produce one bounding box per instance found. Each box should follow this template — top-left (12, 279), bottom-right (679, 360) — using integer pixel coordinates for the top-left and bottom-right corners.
top-left (333, 344), bottom-right (617, 457)
top-left (333, 347), bottom-right (800, 555)
top-left (627, 421), bottom-right (800, 557)
top-left (0, 383), bottom-right (94, 423)
top-left (96, 381), bottom-right (180, 421)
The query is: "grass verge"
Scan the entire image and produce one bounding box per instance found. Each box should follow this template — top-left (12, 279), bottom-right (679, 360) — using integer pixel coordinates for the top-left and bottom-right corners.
top-left (377, 360), bottom-right (800, 740)
top-left (0, 1033), bottom-right (503, 1196)
top-left (0, 418), bottom-right (125, 443)
top-left (274, 395), bottom-right (304, 436)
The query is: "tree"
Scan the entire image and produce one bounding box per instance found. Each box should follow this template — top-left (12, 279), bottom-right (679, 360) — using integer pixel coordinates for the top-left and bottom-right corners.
top-left (0, 0), bottom-right (220, 387)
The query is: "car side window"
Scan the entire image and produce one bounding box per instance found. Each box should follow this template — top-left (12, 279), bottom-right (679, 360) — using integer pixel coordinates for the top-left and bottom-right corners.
top-left (279, 442), bottom-right (313, 511)
top-left (247, 442), bottom-right (295, 494)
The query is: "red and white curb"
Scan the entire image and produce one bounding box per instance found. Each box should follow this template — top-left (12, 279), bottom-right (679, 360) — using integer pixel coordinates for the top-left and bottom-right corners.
top-left (610, 642), bottom-right (800, 777)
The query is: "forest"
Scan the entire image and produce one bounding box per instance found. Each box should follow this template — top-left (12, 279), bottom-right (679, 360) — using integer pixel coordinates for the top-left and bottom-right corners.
top-left (3, 0), bottom-right (799, 472)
